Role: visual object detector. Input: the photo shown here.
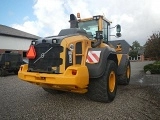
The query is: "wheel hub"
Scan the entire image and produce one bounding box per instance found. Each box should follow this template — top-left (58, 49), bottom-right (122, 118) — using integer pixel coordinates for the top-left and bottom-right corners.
top-left (127, 66), bottom-right (130, 78)
top-left (109, 71), bottom-right (115, 92)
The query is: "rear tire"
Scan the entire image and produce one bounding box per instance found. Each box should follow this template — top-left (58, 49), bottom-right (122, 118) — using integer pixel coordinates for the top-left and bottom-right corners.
top-left (87, 60), bottom-right (117, 103)
top-left (118, 59), bottom-right (131, 85)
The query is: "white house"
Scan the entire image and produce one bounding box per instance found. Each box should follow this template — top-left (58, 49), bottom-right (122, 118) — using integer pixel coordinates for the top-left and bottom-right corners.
top-left (0, 24), bottom-right (40, 57)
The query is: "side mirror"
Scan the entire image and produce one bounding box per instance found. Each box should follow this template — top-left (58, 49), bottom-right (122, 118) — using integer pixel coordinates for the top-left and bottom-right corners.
top-left (116, 24), bottom-right (121, 32)
top-left (116, 24), bottom-right (121, 37)
top-left (110, 24), bottom-right (122, 37)
top-left (116, 33), bottom-right (121, 37)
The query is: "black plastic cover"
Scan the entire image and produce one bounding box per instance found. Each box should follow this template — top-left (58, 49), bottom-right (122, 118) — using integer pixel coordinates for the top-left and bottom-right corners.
top-left (28, 43), bottom-right (63, 73)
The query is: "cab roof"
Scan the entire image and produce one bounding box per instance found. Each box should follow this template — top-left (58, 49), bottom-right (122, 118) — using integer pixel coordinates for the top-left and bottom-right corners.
top-left (78, 15), bottom-right (112, 24)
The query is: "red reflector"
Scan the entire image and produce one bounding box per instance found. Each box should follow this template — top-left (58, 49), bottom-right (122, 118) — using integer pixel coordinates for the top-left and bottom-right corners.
top-left (26, 45), bottom-right (36, 59)
top-left (72, 70), bottom-right (77, 75)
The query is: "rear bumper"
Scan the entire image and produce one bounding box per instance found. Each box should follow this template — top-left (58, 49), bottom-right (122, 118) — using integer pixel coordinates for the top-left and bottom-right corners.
top-left (18, 64), bottom-right (89, 91)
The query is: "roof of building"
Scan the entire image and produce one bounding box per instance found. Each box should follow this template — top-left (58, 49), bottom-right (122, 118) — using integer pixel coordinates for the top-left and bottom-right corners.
top-left (0, 24), bottom-right (41, 40)
top-left (108, 40), bottom-right (131, 54)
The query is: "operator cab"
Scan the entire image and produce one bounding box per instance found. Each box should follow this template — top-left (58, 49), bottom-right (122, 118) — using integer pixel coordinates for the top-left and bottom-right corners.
top-left (77, 14), bottom-right (121, 44)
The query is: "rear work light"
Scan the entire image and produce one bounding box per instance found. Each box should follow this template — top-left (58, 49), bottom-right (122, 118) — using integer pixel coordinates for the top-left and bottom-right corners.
top-left (26, 45), bottom-right (36, 59)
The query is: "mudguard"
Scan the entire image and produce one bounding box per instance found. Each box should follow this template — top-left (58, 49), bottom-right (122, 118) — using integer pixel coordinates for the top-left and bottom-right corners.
top-left (117, 54), bottom-right (128, 75)
top-left (86, 47), bottom-right (117, 78)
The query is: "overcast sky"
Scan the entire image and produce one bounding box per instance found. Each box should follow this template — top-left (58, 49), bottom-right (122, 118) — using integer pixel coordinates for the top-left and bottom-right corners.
top-left (1, 0), bottom-right (160, 46)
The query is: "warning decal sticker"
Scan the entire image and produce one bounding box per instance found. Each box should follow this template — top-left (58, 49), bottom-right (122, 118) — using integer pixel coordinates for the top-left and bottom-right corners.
top-left (86, 51), bottom-right (101, 63)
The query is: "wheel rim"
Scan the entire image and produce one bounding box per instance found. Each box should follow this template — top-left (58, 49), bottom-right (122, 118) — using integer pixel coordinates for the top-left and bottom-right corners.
top-left (127, 65), bottom-right (130, 78)
top-left (109, 71), bottom-right (115, 92)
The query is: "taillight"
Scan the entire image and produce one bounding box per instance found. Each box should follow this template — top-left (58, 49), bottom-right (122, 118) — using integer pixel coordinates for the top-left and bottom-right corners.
top-left (26, 45), bottom-right (36, 59)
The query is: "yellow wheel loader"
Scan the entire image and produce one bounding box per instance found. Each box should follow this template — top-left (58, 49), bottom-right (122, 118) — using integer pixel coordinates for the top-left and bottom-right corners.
top-left (18, 13), bottom-right (131, 103)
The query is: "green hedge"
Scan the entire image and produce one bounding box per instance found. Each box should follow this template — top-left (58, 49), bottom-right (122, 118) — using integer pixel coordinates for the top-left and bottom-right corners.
top-left (144, 61), bottom-right (160, 74)
top-left (153, 61), bottom-right (160, 64)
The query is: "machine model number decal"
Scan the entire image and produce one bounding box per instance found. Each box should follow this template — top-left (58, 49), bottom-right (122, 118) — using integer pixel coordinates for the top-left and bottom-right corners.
top-left (68, 51), bottom-right (72, 63)
top-left (86, 51), bottom-right (101, 63)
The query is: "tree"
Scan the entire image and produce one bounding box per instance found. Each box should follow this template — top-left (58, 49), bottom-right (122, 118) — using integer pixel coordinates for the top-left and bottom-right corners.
top-left (144, 32), bottom-right (160, 60)
top-left (129, 50), bottom-right (138, 59)
top-left (132, 40), bottom-right (141, 50)
top-left (129, 40), bottom-right (141, 59)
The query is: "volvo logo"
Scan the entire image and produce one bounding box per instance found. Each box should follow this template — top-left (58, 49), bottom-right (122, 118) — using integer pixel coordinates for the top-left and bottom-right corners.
top-left (33, 47), bottom-right (53, 64)
top-left (41, 53), bottom-right (45, 58)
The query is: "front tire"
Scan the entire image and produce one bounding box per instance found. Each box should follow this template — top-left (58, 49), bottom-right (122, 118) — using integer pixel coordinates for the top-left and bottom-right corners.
top-left (87, 60), bottom-right (117, 103)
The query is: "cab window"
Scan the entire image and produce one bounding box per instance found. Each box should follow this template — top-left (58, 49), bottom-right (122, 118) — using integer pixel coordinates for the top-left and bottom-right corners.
top-left (102, 20), bottom-right (109, 42)
top-left (78, 20), bottom-right (98, 38)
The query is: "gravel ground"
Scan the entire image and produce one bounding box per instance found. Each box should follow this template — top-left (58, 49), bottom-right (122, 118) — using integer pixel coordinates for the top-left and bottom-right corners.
top-left (0, 61), bottom-right (160, 120)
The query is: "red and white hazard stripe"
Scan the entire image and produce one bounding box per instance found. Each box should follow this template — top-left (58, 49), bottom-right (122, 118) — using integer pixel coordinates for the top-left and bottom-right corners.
top-left (86, 51), bottom-right (101, 63)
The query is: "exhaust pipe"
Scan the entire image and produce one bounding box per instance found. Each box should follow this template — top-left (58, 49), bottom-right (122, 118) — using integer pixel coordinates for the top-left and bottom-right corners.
top-left (69, 14), bottom-right (78, 28)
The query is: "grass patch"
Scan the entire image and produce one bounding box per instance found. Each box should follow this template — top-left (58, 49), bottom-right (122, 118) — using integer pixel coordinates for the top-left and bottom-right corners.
top-left (144, 61), bottom-right (160, 74)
